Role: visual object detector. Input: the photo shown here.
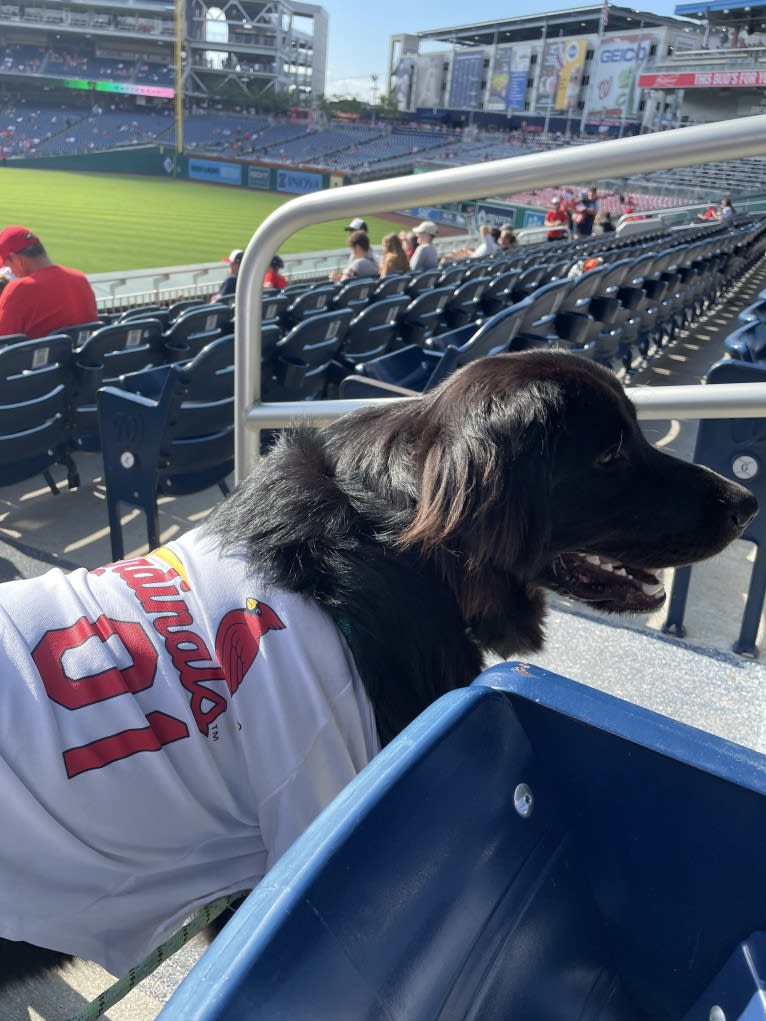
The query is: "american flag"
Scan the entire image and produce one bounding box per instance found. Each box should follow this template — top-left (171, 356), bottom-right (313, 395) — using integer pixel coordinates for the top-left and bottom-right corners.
top-left (600, 0), bottom-right (609, 29)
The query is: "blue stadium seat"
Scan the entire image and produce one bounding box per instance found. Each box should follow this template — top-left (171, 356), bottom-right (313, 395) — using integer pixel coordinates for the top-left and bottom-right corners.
top-left (282, 284), bottom-right (338, 327)
top-left (263, 307), bottom-right (354, 401)
top-left (54, 320), bottom-right (103, 346)
top-left (737, 290), bottom-right (766, 325)
top-left (160, 661), bottom-right (766, 1021)
top-left (162, 303), bottom-right (233, 362)
top-left (664, 358), bottom-right (766, 656)
top-left (332, 295), bottom-right (410, 373)
top-left (441, 275), bottom-right (491, 330)
top-left (331, 276), bottom-right (377, 312)
top-left (480, 267), bottom-right (523, 317)
top-left (358, 297), bottom-right (534, 393)
top-left (724, 320), bottom-right (766, 363)
top-left (71, 317), bottom-right (166, 450)
top-left (397, 287), bottom-right (453, 347)
top-left (0, 335), bottom-right (79, 493)
top-left (370, 273), bottom-right (412, 301)
top-left (98, 335), bottom-right (234, 559)
top-left (406, 269), bottom-right (441, 296)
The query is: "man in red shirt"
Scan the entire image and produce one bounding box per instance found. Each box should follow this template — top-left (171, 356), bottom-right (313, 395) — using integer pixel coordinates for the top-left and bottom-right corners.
top-left (263, 254), bottom-right (288, 291)
top-left (544, 196), bottom-right (568, 242)
top-left (0, 225), bottom-right (98, 339)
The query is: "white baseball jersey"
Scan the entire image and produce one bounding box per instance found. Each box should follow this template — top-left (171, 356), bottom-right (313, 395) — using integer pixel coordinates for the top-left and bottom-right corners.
top-left (0, 528), bottom-right (379, 975)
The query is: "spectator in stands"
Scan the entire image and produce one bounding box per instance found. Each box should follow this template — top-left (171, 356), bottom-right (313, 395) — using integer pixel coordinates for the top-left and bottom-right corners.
top-left (409, 221), bottom-right (439, 271)
top-left (471, 224), bottom-right (500, 259)
top-left (716, 197), bottom-right (735, 224)
top-left (212, 248), bottom-right (243, 302)
top-left (597, 211), bottom-right (615, 233)
top-left (544, 196), bottom-right (568, 241)
top-left (572, 189), bottom-right (598, 237)
top-left (399, 230), bottom-right (418, 260)
top-left (339, 230), bottom-right (379, 280)
top-left (344, 217), bottom-right (368, 235)
top-left (263, 254), bottom-right (288, 290)
top-left (499, 227), bottom-right (517, 249)
top-left (380, 233), bottom-right (410, 277)
top-left (0, 225), bottom-right (98, 339)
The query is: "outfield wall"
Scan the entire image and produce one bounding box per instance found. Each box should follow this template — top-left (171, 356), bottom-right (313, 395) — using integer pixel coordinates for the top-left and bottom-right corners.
top-left (9, 147), bottom-right (350, 194)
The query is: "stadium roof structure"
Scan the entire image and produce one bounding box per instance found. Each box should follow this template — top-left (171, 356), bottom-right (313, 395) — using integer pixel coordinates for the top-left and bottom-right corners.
top-left (674, 0), bottom-right (766, 30)
top-left (416, 5), bottom-right (699, 47)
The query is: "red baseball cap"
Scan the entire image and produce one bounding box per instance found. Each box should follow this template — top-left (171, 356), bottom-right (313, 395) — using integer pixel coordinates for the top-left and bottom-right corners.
top-left (0, 225), bottom-right (40, 262)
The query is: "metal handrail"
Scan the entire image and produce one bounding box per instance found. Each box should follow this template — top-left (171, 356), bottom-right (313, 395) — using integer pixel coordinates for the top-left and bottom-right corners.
top-left (234, 114), bottom-right (766, 481)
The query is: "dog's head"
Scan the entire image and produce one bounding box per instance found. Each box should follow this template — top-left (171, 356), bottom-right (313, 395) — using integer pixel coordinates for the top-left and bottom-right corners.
top-left (388, 350), bottom-right (757, 654)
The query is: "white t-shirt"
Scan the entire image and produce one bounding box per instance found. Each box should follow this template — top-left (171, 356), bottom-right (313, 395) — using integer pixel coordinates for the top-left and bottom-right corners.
top-left (0, 528), bottom-right (379, 974)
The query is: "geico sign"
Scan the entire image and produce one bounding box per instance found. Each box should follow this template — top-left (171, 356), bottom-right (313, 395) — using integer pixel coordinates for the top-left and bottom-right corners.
top-left (600, 45), bottom-right (649, 62)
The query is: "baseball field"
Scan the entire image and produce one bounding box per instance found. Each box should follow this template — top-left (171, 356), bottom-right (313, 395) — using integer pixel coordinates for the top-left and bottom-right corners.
top-left (0, 167), bottom-right (403, 273)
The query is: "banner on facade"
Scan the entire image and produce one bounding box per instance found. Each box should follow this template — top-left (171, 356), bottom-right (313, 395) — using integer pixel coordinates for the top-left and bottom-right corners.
top-left (413, 52), bottom-right (444, 109)
top-left (449, 50), bottom-right (485, 109)
top-left (584, 32), bottom-right (655, 124)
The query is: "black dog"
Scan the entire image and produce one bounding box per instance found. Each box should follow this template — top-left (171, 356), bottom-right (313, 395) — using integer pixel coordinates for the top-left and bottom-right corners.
top-left (0, 350), bottom-right (756, 991)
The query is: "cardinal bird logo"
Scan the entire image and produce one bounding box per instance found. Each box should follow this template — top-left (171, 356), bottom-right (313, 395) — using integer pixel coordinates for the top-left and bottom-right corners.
top-left (214, 598), bottom-right (285, 695)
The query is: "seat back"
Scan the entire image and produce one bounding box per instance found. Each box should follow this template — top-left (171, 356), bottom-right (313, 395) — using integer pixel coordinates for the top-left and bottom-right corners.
top-left (0, 335), bottom-right (79, 491)
top-left (341, 295), bottom-right (410, 364)
top-left (55, 320), bottom-right (103, 345)
top-left (370, 273), bottom-right (412, 300)
top-left (406, 268), bottom-right (441, 296)
top-left (97, 335), bottom-right (235, 559)
top-left (161, 661), bottom-right (766, 1021)
top-left (71, 318), bottom-right (166, 450)
top-left (162, 304), bottom-right (233, 361)
top-left (331, 276), bottom-right (377, 311)
top-left (282, 284), bottom-right (338, 325)
top-left (265, 308), bottom-right (354, 401)
top-left (398, 286), bottom-right (452, 346)
top-left (443, 276), bottom-right (491, 329)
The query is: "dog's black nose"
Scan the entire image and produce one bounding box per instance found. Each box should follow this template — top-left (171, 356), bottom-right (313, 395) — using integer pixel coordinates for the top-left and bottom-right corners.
top-left (733, 491), bottom-right (759, 530)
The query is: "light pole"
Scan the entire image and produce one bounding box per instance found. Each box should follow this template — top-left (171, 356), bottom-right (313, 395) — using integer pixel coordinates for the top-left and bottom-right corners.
top-left (371, 73), bottom-right (378, 125)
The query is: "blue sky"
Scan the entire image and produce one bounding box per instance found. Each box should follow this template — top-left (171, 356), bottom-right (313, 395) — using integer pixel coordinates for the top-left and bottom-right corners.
top-left (322, 0), bottom-right (681, 99)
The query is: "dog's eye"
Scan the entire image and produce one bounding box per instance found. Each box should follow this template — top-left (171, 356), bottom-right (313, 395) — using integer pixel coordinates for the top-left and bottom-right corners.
top-left (595, 446), bottom-right (627, 468)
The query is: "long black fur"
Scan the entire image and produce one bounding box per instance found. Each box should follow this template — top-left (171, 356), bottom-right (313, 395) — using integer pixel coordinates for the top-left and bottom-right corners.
top-left (0, 349), bottom-right (756, 989)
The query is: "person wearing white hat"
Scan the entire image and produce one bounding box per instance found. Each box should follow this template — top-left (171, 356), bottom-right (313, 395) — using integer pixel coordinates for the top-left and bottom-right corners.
top-left (409, 221), bottom-right (439, 271)
top-left (212, 248), bottom-right (243, 302)
top-left (344, 217), bottom-right (368, 233)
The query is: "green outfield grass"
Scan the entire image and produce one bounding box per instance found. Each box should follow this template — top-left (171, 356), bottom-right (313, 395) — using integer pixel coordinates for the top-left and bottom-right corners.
top-left (0, 168), bottom-right (403, 273)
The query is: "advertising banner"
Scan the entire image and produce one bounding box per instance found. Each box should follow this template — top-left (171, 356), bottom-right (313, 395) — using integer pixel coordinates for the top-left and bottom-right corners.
top-left (413, 53), bottom-right (444, 109)
top-left (554, 38), bottom-right (587, 110)
top-left (639, 69), bottom-right (766, 88)
top-left (536, 40), bottom-right (566, 111)
top-left (188, 158), bottom-right (242, 186)
top-left (585, 32), bottom-right (655, 123)
top-left (276, 169), bottom-right (323, 194)
top-left (246, 165), bottom-right (271, 190)
top-left (474, 201), bottom-right (517, 228)
top-left (393, 56), bottom-right (414, 112)
top-left (507, 44), bottom-right (533, 111)
top-left (449, 50), bottom-right (485, 109)
top-left (488, 46), bottom-right (513, 111)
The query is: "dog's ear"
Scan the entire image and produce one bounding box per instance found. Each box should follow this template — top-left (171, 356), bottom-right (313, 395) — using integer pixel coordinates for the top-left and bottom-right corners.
top-left (398, 378), bottom-right (559, 575)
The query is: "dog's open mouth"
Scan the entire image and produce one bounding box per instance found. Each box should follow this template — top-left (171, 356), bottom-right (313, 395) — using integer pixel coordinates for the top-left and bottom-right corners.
top-left (551, 552), bottom-right (666, 612)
